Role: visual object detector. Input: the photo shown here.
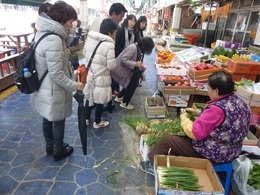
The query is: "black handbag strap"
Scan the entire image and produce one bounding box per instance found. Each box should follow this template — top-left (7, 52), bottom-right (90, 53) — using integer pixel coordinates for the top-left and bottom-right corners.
top-left (87, 41), bottom-right (103, 69)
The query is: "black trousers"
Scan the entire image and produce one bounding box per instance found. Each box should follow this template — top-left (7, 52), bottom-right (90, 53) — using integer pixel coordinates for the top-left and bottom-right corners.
top-left (42, 117), bottom-right (65, 154)
top-left (85, 100), bottom-right (103, 124)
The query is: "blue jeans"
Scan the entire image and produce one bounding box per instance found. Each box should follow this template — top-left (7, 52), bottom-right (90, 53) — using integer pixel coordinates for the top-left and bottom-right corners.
top-left (42, 118), bottom-right (65, 154)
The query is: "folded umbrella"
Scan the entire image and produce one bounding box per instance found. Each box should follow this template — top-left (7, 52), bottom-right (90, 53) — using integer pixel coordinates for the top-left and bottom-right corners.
top-left (74, 72), bottom-right (87, 161)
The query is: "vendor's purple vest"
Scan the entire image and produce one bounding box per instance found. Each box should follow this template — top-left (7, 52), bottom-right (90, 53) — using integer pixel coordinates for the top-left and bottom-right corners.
top-left (192, 94), bottom-right (251, 163)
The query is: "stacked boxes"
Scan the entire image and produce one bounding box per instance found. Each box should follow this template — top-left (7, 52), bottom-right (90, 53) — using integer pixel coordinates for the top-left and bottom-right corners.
top-left (224, 59), bottom-right (260, 82)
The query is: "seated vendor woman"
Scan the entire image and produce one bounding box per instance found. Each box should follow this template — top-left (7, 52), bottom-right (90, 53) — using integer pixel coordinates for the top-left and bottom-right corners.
top-left (140, 71), bottom-right (251, 175)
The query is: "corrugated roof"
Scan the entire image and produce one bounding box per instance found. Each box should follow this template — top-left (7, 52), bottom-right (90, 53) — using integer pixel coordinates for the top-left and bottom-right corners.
top-left (1, 0), bottom-right (48, 7)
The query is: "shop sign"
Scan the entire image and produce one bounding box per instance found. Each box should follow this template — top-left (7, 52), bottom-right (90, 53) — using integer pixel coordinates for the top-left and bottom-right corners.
top-left (162, 7), bottom-right (171, 20)
top-left (152, 7), bottom-right (157, 16)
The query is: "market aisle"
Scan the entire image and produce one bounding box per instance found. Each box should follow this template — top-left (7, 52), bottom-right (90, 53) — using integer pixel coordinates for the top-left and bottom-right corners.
top-left (0, 52), bottom-right (157, 195)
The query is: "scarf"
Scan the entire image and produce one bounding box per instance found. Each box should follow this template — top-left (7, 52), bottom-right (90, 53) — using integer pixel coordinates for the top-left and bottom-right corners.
top-left (124, 27), bottom-right (135, 48)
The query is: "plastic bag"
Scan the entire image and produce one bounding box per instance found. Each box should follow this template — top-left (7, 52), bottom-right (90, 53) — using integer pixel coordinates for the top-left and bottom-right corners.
top-left (232, 155), bottom-right (260, 195)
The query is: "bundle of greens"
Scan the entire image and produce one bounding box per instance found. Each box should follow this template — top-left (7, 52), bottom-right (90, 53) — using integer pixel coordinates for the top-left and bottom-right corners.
top-left (146, 131), bottom-right (165, 147)
top-left (157, 166), bottom-right (201, 191)
top-left (146, 119), bottom-right (185, 147)
top-left (124, 115), bottom-right (148, 129)
top-left (248, 162), bottom-right (260, 190)
top-left (150, 119), bottom-right (185, 135)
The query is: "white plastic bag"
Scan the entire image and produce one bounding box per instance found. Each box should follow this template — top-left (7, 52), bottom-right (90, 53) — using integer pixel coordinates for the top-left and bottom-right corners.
top-left (232, 155), bottom-right (260, 195)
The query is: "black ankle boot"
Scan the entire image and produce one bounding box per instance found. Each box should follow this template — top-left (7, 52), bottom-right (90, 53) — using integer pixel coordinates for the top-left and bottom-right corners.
top-left (53, 146), bottom-right (73, 161)
top-left (46, 143), bottom-right (69, 156)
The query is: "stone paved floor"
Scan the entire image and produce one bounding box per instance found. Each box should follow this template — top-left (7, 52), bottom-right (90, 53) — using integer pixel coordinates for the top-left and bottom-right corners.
top-left (0, 49), bottom-right (172, 195)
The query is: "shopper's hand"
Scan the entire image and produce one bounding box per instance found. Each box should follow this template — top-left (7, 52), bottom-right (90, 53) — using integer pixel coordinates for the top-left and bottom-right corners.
top-left (76, 82), bottom-right (84, 91)
top-left (135, 61), bottom-right (142, 68)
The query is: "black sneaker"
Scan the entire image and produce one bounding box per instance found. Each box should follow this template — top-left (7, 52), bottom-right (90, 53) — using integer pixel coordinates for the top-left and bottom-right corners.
top-left (139, 161), bottom-right (154, 176)
top-left (53, 146), bottom-right (73, 162)
top-left (46, 143), bottom-right (69, 156)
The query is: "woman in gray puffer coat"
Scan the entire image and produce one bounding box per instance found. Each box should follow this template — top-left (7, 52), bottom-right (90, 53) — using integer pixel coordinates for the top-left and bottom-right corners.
top-left (32, 1), bottom-right (84, 161)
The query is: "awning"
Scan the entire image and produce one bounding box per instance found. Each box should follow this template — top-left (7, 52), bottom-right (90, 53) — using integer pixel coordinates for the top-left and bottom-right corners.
top-left (0, 0), bottom-right (48, 7)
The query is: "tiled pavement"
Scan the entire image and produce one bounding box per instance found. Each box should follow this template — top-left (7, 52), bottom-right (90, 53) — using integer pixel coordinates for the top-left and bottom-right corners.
top-left (0, 49), bottom-right (173, 195)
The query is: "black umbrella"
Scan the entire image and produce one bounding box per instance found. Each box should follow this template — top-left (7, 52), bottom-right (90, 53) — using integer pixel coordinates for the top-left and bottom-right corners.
top-left (73, 72), bottom-right (87, 161)
top-left (123, 54), bottom-right (145, 106)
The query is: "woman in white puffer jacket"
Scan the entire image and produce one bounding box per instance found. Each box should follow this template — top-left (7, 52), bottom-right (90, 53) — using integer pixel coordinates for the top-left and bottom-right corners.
top-left (83, 19), bottom-right (118, 129)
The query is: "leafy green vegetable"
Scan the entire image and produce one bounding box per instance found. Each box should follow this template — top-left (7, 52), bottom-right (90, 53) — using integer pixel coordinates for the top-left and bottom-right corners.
top-left (248, 162), bottom-right (260, 190)
top-left (146, 131), bottom-right (164, 147)
top-left (157, 166), bottom-right (202, 191)
top-left (146, 119), bottom-right (185, 147)
top-left (124, 115), bottom-right (148, 129)
top-left (234, 78), bottom-right (254, 90)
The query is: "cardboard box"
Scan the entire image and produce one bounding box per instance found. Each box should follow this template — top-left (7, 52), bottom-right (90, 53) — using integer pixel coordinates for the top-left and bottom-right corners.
top-left (223, 68), bottom-right (257, 82)
top-left (154, 155), bottom-right (224, 195)
top-left (165, 94), bottom-right (190, 107)
top-left (243, 131), bottom-right (259, 146)
top-left (236, 86), bottom-right (260, 107)
top-left (156, 64), bottom-right (187, 76)
top-left (159, 75), bottom-right (188, 83)
top-left (160, 81), bottom-right (196, 95)
top-left (190, 79), bottom-right (208, 91)
top-left (139, 134), bottom-right (151, 161)
top-left (195, 90), bottom-right (209, 96)
top-left (242, 145), bottom-right (260, 156)
top-left (145, 97), bottom-right (166, 118)
top-left (226, 59), bottom-right (260, 74)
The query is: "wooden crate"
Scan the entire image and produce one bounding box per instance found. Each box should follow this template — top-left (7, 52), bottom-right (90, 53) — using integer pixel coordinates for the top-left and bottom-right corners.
top-left (189, 65), bottom-right (223, 81)
top-left (226, 59), bottom-right (260, 74)
top-left (224, 68), bottom-right (258, 82)
top-left (145, 97), bottom-right (166, 118)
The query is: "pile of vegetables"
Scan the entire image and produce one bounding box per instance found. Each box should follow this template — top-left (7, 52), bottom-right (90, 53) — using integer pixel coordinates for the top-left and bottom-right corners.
top-left (234, 78), bottom-right (254, 91)
top-left (146, 119), bottom-right (185, 147)
top-left (123, 115), bottom-right (185, 147)
top-left (124, 115), bottom-right (148, 129)
top-left (212, 45), bottom-right (237, 58)
top-left (247, 162), bottom-right (260, 190)
top-left (157, 166), bottom-right (201, 191)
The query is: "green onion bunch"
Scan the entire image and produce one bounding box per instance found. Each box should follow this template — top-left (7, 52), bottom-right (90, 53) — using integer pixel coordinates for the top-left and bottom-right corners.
top-left (157, 166), bottom-right (202, 191)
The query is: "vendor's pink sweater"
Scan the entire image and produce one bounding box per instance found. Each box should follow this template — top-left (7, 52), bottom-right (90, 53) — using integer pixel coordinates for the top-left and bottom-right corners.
top-left (192, 104), bottom-right (224, 141)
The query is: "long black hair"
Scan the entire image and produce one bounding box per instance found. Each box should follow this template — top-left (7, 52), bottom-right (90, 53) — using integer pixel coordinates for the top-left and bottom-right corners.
top-left (137, 16), bottom-right (147, 38)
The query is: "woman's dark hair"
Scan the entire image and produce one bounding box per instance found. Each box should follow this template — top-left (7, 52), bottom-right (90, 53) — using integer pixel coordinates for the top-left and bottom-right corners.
top-left (47, 1), bottom-right (77, 25)
top-left (100, 19), bottom-right (119, 35)
top-left (137, 37), bottom-right (154, 55)
top-left (208, 71), bottom-right (235, 95)
top-left (122, 14), bottom-right (138, 32)
top-left (38, 3), bottom-right (52, 15)
top-left (137, 16), bottom-right (147, 31)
